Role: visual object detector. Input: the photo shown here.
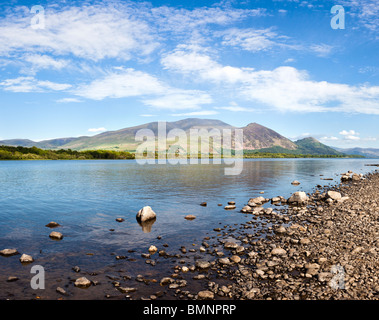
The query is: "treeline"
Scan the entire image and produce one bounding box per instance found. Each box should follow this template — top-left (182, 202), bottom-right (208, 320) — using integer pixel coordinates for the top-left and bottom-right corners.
top-left (243, 151), bottom-right (364, 159)
top-left (0, 145), bottom-right (135, 160)
top-left (0, 145), bottom-right (364, 160)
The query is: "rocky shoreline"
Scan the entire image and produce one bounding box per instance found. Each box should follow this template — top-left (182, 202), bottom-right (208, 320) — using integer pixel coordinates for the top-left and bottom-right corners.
top-left (155, 169), bottom-right (379, 300)
top-left (1, 169), bottom-right (379, 300)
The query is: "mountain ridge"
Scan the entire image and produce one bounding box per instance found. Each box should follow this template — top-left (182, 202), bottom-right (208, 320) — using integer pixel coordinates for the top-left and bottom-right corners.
top-left (0, 118), bottom-right (368, 156)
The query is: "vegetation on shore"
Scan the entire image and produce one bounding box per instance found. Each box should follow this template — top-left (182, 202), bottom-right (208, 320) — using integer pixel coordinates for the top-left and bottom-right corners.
top-left (243, 151), bottom-right (364, 159)
top-left (0, 145), bottom-right (365, 160)
top-left (0, 145), bottom-right (135, 160)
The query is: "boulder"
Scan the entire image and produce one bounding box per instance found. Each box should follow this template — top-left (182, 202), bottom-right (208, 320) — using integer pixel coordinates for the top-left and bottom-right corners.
top-left (19, 254), bottom-right (34, 263)
top-left (241, 205), bottom-right (252, 213)
top-left (247, 196), bottom-right (266, 206)
top-left (291, 180), bottom-right (301, 185)
top-left (184, 214), bottom-right (196, 220)
top-left (305, 263), bottom-right (320, 276)
top-left (287, 191), bottom-right (309, 205)
top-left (197, 290), bottom-right (214, 300)
top-left (49, 231), bottom-right (63, 240)
top-left (136, 206), bottom-right (156, 222)
top-left (45, 221), bottom-right (60, 228)
top-left (271, 247), bottom-right (287, 256)
top-left (74, 277), bottom-right (91, 288)
top-left (224, 242), bottom-right (238, 249)
top-left (224, 205), bottom-right (236, 210)
top-left (118, 287), bottom-right (137, 293)
top-left (148, 245), bottom-right (158, 253)
top-left (327, 191), bottom-right (342, 201)
top-left (160, 277), bottom-right (174, 286)
top-left (219, 257), bottom-right (231, 265)
top-left (195, 260), bottom-right (211, 269)
top-left (0, 249), bottom-right (19, 257)
top-left (271, 196), bottom-right (281, 203)
top-left (274, 226), bottom-right (286, 234)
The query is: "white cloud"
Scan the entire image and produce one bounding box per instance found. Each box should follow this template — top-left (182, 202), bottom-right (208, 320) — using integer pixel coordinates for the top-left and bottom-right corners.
top-left (171, 110), bottom-right (219, 116)
top-left (140, 114), bottom-right (156, 117)
top-left (219, 28), bottom-right (285, 52)
top-left (0, 2), bottom-right (266, 64)
top-left (215, 106), bottom-right (255, 112)
top-left (0, 76), bottom-right (71, 92)
top-left (0, 4), bottom-right (158, 61)
top-left (75, 68), bottom-right (166, 100)
top-left (24, 54), bottom-right (69, 71)
top-left (339, 129), bottom-right (360, 141)
top-left (143, 90), bottom-right (213, 110)
top-left (88, 127), bottom-right (107, 133)
top-left (162, 46), bottom-right (379, 114)
top-left (309, 44), bottom-right (333, 57)
top-left (343, 0), bottom-right (379, 31)
top-left (75, 68), bottom-right (213, 110)
top-left (320, 136), bottom-right (339, 141)
top-left (56, 98), bottom-right (82, 103)
top-left (217, 28), bottom-right (333, 57)
top-left (344, 135), bottom-right (360, 141)
top-left (149, 5), bottom-right (266, 34)
top-left (339, 130), bottom-right (358, 136)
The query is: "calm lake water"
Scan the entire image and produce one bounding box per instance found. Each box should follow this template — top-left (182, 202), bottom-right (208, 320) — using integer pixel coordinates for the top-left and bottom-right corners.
top-left (0, 158), bottom-right (377, 298)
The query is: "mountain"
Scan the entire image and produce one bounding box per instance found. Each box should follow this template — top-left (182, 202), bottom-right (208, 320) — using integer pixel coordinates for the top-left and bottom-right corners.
top-left (0, 137), bottom-right (79, 149)
top-left (61, 118), bottom-right (234, 151)
top-left (0, 139), bottom-right (37, 147)
top-left (241, 123), bottom-right (297, 150)
top-left (251, 137), bottom-right (344, 156)
top-left (0, 118), bottom-right (361, 156)
top-left (294, 137), bottom-right (344, 156)
top-left (333, 147), bottom-right (379, 158)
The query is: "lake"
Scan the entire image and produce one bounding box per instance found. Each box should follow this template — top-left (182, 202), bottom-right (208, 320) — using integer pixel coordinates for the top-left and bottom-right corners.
top-left (0, 158), bottom-right (377, 299)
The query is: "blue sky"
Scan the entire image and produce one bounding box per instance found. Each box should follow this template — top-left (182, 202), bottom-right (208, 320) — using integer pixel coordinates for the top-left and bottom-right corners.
top-left (0, 0), bottom-right (378, 148)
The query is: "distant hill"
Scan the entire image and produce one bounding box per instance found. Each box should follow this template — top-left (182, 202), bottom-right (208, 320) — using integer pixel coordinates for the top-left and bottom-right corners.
top-left (252, 137), bottom-right (344, 156)
top-left (0, 137), bottom-right (79, 149)
top-left (295, 137), bottom-right (344, 155)
top-left (333, 147), bottom-right (379, 159)
top-left (241, 123), bottom-right (297, 150)
top-left (0, 118), bottom-right (367, 157)
top-left (0, 139), bottom-right (37, 147)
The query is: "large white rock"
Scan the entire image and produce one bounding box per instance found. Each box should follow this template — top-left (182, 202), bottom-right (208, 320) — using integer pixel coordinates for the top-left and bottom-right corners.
top-left (327, 191), bottom-right (342, 201)
top-left (74, 277), bottom-right (91, 288)
top-left (247, 196), bottom-right (266, 206)
top-left (0, 249), bottom-right (19, 256)
top-left (287, 191), bottom-right (309, 205)
top-left (136, 206), bottom-right (156, 222)
top-left (19, 254), bottom-right (34, 263)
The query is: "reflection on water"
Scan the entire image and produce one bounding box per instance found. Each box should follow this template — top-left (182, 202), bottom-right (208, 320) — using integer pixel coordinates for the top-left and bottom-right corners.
top-left (0, 158), bottom-right (376, 258)
top-left (138, 218), bottom-right (156, 233)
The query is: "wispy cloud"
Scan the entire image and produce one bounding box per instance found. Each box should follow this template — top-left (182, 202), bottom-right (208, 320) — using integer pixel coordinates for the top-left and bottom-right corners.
top-left (143, 90), bottom-right (213, 110)
top-left (56, 98), bottom-right (82, 103)
top-left (171, 110), bottom-right (219, 116)
top-left (88, 127), bottom-right (107, 133)
top-left (162, 45), bottom-right (379, 115)
top-left (74, 68), bottom-right (166, 100)
top-left (0, 76), bottom-right (71, 92)
top-left (342, 0), bottom-right (379, 32)
top-left (339, 129), bottom-right (360, 141)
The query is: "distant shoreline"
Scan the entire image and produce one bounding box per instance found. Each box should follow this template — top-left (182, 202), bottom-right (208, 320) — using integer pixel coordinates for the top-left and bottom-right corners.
top-left (0, 145), bottom-right (366, 161)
